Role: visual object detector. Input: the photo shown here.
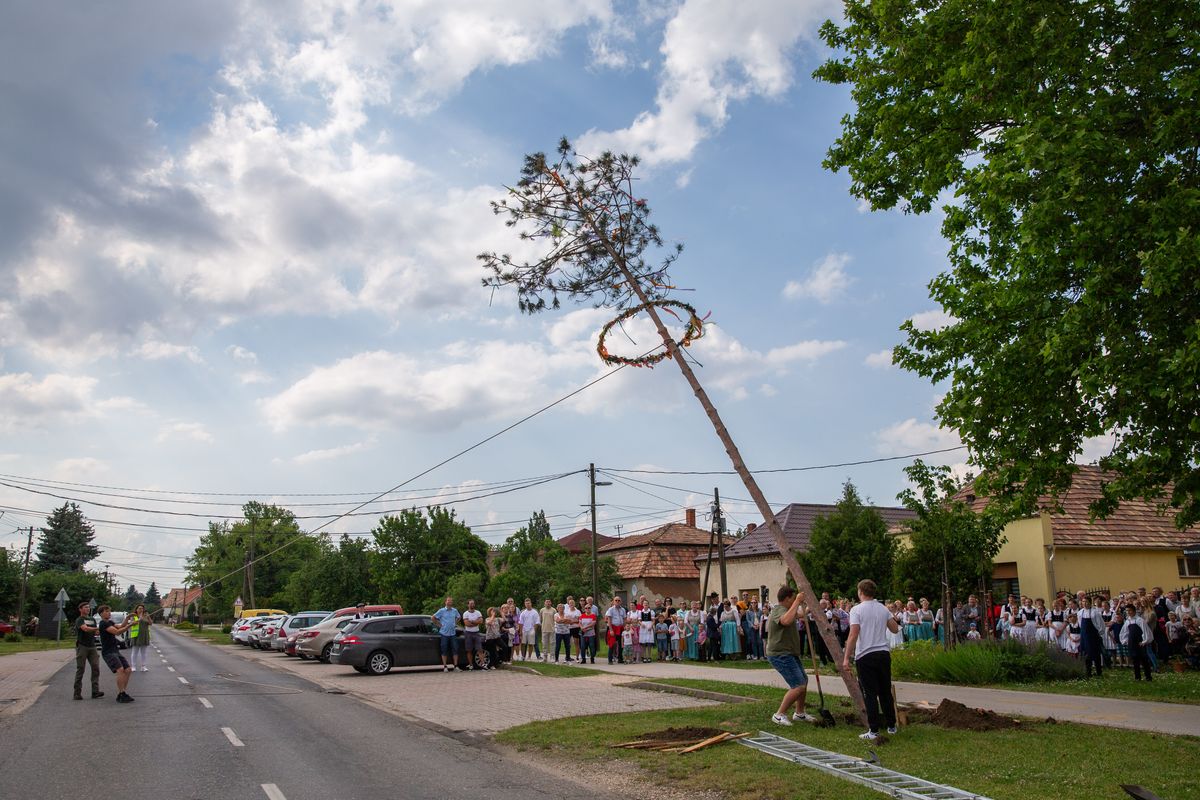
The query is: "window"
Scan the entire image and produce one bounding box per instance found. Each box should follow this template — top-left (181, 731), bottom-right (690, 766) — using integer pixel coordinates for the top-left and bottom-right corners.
top-left (1179, 557), bottom-right (1200, 578)
top-left (395, 619), bottom-right (426, 635)
top-left (363, 620), bottom-right (392, 634)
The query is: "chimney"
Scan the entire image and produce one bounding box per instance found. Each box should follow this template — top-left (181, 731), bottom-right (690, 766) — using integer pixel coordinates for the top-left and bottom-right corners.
top-left (685, 508), bottom-right (696, 528)
top-left (746, 523), bottom-right (757, 534)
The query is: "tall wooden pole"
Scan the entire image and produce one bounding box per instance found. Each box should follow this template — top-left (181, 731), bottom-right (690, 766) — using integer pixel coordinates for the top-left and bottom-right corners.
top-left (16, 527), bottom-right (34, 632)
top-left (589, 463), bottom-right (599, 603)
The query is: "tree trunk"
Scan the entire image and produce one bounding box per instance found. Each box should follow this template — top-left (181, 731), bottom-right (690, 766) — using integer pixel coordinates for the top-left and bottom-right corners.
top-left (613, 263), bottom-right (869, 724)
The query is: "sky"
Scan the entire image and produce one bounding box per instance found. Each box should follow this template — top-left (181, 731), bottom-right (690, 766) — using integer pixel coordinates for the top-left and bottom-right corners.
top-left (0, 0), bottom-right (987, 600)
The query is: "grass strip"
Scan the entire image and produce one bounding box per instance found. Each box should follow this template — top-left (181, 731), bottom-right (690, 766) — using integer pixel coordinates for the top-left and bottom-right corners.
top-left (0, 639), bottom-right (74, 657)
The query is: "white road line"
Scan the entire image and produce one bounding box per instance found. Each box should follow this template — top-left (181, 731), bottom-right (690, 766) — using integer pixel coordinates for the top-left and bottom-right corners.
top-left (221, 727), bottom-right (244, 747)
top-left (167, 666), bottom-right (176, 672)
top-left (261, 784), bottom-right (286, 800)
top-left (198, 697), bottom-right (213, 709)
top-left (178, 676), bottom-right (189, 685)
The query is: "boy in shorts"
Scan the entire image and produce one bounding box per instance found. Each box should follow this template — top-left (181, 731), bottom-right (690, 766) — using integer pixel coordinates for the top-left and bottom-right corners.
top-left (97, 605), bottom-right (136, 703)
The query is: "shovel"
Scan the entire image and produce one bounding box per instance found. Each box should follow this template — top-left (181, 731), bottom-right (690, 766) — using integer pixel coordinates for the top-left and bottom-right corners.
top-left (807, 643), bottom-right (836, 727)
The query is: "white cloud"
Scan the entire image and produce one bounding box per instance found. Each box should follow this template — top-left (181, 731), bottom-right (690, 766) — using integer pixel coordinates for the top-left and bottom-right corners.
top-left (0, 372), bottom-right (100, 431)
top-left (765, 339), bottom-right (847, 363)
top-left (908, 309), bottom-right (958, 331)
top-left (226, 345), bottom-right (258, 364)
top-left (875, 418), bottom-right (962, 456)
top-left (134, 340), bottom-right (203, 363)
top-left (578, 0), bottom-right (837, 163)
top-left (864, 349), bottom-right (894, 369)
top-left (782, 252), bottom-right (852, 304)
top-left (52, 457), bottom-right (110, 481)
top-left (291, 440), bottom-right (374, 465)
top-left (1078, 432), bottom-right (1118, 464)
top-left (155, 421), bottom-right (214, 444)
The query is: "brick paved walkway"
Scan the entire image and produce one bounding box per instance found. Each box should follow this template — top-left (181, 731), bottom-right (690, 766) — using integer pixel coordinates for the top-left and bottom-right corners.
top-left (553, 658), bottom-right (1200, 736)
top-left (202, 638), bottom-right (717, 735)
top-left (0, 647), bottom-right (74, 719)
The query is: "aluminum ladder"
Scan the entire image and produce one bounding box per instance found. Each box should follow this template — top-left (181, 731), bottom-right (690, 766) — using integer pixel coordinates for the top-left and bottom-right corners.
top-left (739, 731), bottom-right (993, 800)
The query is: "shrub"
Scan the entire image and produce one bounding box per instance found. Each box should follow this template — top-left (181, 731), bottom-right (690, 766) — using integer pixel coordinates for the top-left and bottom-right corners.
top-left (221, 624), bottom-right (232, 634)
top-left (175, 621), bottom-right (196, 630)
top-left (891, 638), bottom-right (1085, 685)
top-left (4, 632), bottom-right (22, 643)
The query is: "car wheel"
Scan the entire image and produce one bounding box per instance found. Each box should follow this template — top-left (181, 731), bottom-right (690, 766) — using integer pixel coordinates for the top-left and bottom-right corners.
top-left (320, 643), bottom-right (333, 663)
top-left (367, 650), bottom-right (392, 676)
top-left (474, 650), bottom-right (491, 670)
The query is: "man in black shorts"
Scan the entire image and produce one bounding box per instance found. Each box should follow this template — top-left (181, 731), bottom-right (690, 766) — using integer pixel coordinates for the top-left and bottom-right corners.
top-left (97, 605), bottom-right (136, 703)
top-left (73, 601), bottom-right (103, 700)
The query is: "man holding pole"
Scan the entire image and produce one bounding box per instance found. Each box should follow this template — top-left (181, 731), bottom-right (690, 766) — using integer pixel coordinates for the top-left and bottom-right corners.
top-left (843, 579), bottom-right (901, 741)
top-left (765, 586), bottom-right (816, 726)
top-left (72, 601), bottom-right (102, 700)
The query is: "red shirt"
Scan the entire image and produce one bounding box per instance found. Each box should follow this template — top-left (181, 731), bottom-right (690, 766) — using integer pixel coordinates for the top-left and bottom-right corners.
top-left (580, 612), bottom-right (597, 635)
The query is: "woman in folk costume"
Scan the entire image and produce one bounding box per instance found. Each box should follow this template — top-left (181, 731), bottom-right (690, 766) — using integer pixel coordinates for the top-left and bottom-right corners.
top-left (917, 598), bottom-right (935, 641)
top-left (1006, 599), bottom-right (1027, 644)
top-left (1099, 598), bottom-right (1117, 666)
top-left (902, 600), bottom-right (922, 642)
top-left (1017, 597), bottom-right (1038, 646)
top-left (1049, 598), bottom-right (1069, 650)
top-left (1077, 595), bottom-right (1105, 677)
top-left (1064, 613), bottom-right (1082, 655)
top-left (887, 601), bottom-right (906, 650)
top-left (1034, 598), bottom-right (1054, 645)
top-left (684, 602), bottom-right (700, 660)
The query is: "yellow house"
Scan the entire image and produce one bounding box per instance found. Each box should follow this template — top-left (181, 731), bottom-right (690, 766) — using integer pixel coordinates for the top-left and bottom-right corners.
top-left (950, 465), bottom-right (1199, 601)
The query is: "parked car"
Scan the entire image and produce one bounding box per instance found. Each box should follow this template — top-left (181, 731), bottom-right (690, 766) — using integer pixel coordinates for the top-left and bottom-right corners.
top-left (269, 612), bottom-right (331, 652)
top-left (293, 614), bottom-right (358, 662)
top-left (246, 616), bottom-right (283, 649)
top-left (329, 615), bottom-right (486, 675)
top-left (0, 620), bottom-right (16, 635)
top-left (92, 611), bottom-right (130, 648)
top-left (331, 604), bottom-right (404, 619)
top-left (231, 618), bottom-right (256, 644)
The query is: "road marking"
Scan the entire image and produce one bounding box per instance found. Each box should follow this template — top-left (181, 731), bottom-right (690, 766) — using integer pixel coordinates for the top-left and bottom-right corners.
top-left (178, 676), bottom-right (189, 685)
top-left (167, 666), bottom-right (176, 672)
top-left (261, 784), bottom-right (286, 800)
top-left (221, 727), bottom-right (244, 747)
top-left (198, 697), bottom-right (213, 709)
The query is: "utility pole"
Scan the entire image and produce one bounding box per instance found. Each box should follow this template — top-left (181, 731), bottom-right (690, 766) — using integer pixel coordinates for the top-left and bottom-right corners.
top-left (713, 488), bottom-right (728, 599)
top-left (587, 464), bottom-right (612, 602)
top-left (248, 516), bottom-right (256, 608)
top-left (16, 527), bottom-right (34, 632)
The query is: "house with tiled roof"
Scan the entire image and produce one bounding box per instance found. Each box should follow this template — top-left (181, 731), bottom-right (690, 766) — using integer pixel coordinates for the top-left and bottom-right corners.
top-left (941, 464), bottom-right (1200, 600)
top-left (698, 503), bottom-right (917, 600)
top-left (598, 509), bottom-right (712, 602)
top-left (556, 528), bottom-right (618, 555)
top-left (161, 586), bottom-right (203, 622)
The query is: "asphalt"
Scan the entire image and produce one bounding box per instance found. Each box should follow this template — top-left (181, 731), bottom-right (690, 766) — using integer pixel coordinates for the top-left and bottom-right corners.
top-left (1, 629), bottom-right (614, 800)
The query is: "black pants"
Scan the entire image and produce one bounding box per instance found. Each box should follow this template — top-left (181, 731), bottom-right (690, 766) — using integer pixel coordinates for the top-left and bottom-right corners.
top-left (707, 636), bottom-right (722, 661)
top-left (483, 638), bottom-right (501, 667)
top-left (1081, 634), bottom-right (1103, 677)
top-left (554, 633), bottom-right (572, 661)
top-left (1131, 644), bottom-right (1153, 681)
top-left (855, 650), bottom-right (896, 733)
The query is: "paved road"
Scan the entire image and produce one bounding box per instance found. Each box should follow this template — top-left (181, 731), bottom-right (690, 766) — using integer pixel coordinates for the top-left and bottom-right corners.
top-left (1, 629), bottom-right (611, 800)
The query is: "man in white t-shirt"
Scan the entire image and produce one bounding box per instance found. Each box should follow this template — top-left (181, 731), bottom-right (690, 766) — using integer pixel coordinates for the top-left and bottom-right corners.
top-left (517, 598), bottom-right (540, 662)
top-left (461, 599), bottom-right (484, 670)
top-left (843, 578), bottom-right (901, 740)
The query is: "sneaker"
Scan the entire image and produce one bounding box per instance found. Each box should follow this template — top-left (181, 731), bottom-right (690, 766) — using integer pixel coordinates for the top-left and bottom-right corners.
top-left (141, 667), bottom-right (148, 672)
top-left (886, 727), bottom-right (898, 735)
top-left (442, 665), bottom-right (449, 672)
top-left (74, 695), bottom-right (82, 701)
top-left (465, 665), bottom-right (474, 671)
top-left (859, 731), bottom-right (878, 741)
top-left (91, 691), bottom-right (105, 699)
top-left (793, 713), bottom-right (817, 723)
top-left (771, 713), bottom-right (793, 726)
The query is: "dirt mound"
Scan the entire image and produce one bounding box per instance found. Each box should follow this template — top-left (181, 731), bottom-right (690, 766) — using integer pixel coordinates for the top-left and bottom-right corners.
top-left (931, 699), bottom-right (1019, 731)
top-left (637, 726), bottom-right (726, 742)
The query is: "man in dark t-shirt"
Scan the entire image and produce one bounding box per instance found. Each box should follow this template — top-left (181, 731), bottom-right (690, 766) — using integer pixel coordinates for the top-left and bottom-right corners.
top-left (73, 601), bottom-right (103, 700)
top-left (97, 605), bottom-right (136, 703)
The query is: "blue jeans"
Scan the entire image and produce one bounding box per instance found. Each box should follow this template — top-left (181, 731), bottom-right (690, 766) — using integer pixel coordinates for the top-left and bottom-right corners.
top-left (746, 627), bottom-right (764, 658)
top-left (767, 654), bottom-right (808, 688)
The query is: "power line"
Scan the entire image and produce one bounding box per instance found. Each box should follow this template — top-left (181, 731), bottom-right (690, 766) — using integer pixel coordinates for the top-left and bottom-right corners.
top-left (599, 445), bottom-right (968, 475)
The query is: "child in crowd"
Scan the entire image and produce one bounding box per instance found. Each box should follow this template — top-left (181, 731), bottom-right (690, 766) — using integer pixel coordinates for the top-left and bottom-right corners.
top-left (670, 616), bottom-right (682, 661)
top-left (966, 623), bottom-right (981, 641)
top-left (639, 612), bottom-right (655, 663)
top-left (1064, 613), bottom-right (1081, 655)
top-left (621, 625), bottom-right (634, 664)
top-left (655, 615), bottom-right (670, 661)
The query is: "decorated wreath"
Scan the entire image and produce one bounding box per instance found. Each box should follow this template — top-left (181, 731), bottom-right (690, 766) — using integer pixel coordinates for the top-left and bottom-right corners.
top-left (596, 300), bottom-right (705, 367)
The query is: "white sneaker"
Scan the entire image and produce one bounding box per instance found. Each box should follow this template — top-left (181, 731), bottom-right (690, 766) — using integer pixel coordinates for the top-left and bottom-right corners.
top-left (886, 727), bottom-right (898, 735)
top-left (771, 713), bottom-right (793, 726)
top-left (141, 667), bottom-right (148, 672)
top-left (793, 712), bottom-right (817, 723)
top-left (442, 665), bottom-right (450, 672)
top-left (859, 731), bottom-right (878, 741)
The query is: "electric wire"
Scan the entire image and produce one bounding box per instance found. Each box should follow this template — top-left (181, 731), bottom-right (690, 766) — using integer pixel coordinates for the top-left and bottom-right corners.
top-left (599, 445), bottom-right (967, 475)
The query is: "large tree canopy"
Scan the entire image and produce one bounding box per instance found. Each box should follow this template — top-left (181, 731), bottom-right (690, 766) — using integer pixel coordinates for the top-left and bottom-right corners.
top-left (816, 1), bottom-right (1200, 524)
top-left (799, 481), bottom-right (896, 599)
top-left (35, 502), bottom-right (100, 572)
top-left (372, 507), bottom-right (489, 614)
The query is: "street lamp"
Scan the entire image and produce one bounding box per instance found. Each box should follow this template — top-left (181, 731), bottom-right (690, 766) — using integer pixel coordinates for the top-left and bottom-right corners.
top-left (589, 464), bottom-right (613, 603)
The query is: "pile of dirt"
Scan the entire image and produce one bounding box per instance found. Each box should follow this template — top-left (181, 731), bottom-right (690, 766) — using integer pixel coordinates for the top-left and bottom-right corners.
top-left (636, 726), bottom-right (726, 742)
top-left (931, 699), bottom-right (1019, 731)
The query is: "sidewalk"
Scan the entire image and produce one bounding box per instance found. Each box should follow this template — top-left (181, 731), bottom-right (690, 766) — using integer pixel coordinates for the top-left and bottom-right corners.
top-left (0, 648), bottom-right (74, 719)
top-left (556, 659), bottom-right (1200, 737)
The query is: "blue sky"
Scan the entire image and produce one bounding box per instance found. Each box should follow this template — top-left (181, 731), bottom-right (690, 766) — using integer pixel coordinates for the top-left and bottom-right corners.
top-left (0, 1), bottom-right (978, 597)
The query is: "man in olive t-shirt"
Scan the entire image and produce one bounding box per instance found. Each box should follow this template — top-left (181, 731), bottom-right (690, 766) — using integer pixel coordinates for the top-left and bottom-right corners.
top-left (72, 601), bottom-right (103, 700)
top-left (765, 586), bottom-right (816, 726)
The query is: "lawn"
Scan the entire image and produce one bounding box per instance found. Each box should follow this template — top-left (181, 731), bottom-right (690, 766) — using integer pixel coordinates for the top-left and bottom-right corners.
top-left (0, 638), bottom-right (74, 657)
top-left (981, 667), bottom-right (1200, 705)
top-left (175, 627), bottom-right (235, 645)
top-left (496, 676), bottom-right (1200, 800)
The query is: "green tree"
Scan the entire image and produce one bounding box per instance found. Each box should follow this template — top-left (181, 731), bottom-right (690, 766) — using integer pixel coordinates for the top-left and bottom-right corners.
top-left (372, 507), bottom-right (489, 614)
top-left (486, 511), bottom-right (621, 606)
top-left (798, 481), bottom-right (895, 599)
top-left (893, 460), bottom-right (1006, 637)
top-left (144, 581), bottom-right (161, 607)
top-left (283, 534), bottom-right (377, 611)
top-left (34, 502), bottom-right (100, 572)
top-left (435, 571), bottom-right (488, 613)
top-left (26, 569), bottom-right (109, 620)
top-left (122, 584), bottom-right (143, 611)
top-left (815, 1), bottom-right (1200, 525)
top-left (187, 502), bottom-right (319, 618)
top-left (0, 548), bottom-right (22, 617)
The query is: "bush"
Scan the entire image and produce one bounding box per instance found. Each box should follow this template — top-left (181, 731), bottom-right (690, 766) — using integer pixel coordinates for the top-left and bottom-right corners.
top-left (891, 639), bottom-right (1085, 685)
top-left (175, 621), bottom-right (196, 630)
top-left (4, 632), bottom-right (22, 643)
top-left (221, 624), bottom-right (232, 634)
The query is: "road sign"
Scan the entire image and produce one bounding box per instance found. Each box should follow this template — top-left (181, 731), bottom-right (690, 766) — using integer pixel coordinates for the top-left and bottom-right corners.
top-left (52, 609), bottom-right (65, 623)
top-left (55, 587), bottom-right (70, 604)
